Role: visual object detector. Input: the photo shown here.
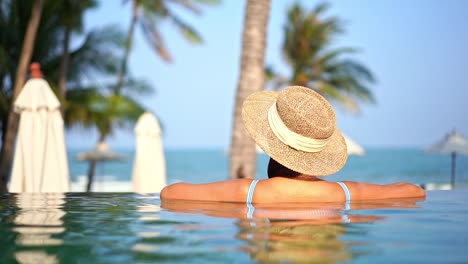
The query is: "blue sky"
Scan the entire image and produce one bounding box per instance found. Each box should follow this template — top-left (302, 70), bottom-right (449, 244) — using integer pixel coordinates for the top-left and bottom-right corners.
top-left (67, 0), bottom-right (468, 149)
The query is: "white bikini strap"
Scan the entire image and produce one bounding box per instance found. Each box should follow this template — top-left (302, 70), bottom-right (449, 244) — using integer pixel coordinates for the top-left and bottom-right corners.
top-left (246, 180), bottom-right (259, 218)
top-left (337, 181), bottom-right (351, 201)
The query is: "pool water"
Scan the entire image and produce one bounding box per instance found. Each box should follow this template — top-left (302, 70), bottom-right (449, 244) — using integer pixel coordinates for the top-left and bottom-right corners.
top-left (0, 190), bottom-right (467, 263)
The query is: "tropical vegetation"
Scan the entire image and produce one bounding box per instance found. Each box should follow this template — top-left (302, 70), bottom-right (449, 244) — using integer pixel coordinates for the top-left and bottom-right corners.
top-left (0, 0), bottom-right (218, 191)
top-left (0, 0), bottom-right (149, 191)
top-left (0, 0), bottom-right (46, 191)
top-left (114, 0), bottom-right (218, 94)
top-left (267, 2), bottom-right (376, 113)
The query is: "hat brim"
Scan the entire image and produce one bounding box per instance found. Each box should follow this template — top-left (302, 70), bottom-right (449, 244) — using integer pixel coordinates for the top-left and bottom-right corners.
top-left (242, 90), bottom-right (348, 176)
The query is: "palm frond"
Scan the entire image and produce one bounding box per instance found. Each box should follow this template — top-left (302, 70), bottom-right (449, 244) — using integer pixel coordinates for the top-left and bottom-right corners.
top-left (65, 88), bottom-right (145, 136)
top-left (272, 2), bottom-right (376, 113)
top-left (315, 81), bottom-right (360, 113)
top-left (265, 66), bottom-right (289, 91)
top-left (170, 13), bottom-right (203, 43)
top-left (139, 17), bottom-right (172, 62)
top-left (58, 0), bottom-right (98, 33)
top-left (167, 0), bottom-right (220, 15)
top-left (312, 2), bottom-right (330, 15)
top-left (128, 0), bottom-right (215, 62)
top-left (316, 47), bottom-right (358, 65)
top-left (101, 77), bottom-right (154, 97)
top-left (167, 0), bottom-right (202, 15)
top-left (66, 25), bottom-right (124, 83)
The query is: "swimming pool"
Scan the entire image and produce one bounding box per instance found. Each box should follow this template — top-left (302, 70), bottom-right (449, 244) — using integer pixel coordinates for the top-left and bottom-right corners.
top-left (0, 190), bottom-right (467, 263)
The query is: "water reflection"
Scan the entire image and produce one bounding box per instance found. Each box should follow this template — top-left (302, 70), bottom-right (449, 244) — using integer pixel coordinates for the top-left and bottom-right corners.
top-left (13, 193), bottom-right (66, 264)
top-left (161, 198), bottom-right (423, 263)
top-left (14, 251), bottom-right (58, 264)
top-left (133, 195), bottom-right (163, 254)
top-left (237, 219), bottom-right (351, 263)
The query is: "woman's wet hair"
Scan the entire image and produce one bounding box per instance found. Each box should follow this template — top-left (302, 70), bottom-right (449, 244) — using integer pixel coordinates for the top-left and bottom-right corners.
top-left (267, 158), bottom-right (301, 178)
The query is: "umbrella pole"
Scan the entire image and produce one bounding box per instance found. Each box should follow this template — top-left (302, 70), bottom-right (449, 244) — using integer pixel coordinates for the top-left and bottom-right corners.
top-left (86, 160), bottom-right (97, 192)
top-left (451, 152), bottom-right (456, 188)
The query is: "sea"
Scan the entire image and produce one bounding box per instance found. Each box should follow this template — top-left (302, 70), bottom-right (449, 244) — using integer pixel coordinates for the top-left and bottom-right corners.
top-left (68, 147), bottom-right (468, 189)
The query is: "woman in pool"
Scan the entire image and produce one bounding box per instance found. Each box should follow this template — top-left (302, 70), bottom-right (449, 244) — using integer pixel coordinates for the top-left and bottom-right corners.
top-left (161, 86), bottom-right (425, 203)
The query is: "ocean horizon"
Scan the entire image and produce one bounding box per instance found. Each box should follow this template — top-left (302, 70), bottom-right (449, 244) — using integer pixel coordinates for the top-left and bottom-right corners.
top-left (68, 147), bottom-right (468, 191)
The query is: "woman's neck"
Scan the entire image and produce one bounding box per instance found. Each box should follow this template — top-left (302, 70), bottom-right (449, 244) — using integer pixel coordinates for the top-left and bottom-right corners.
top-left (276, 174), bottom-right (322, 182)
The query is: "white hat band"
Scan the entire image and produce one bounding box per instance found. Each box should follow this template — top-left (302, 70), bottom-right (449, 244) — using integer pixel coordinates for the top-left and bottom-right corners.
top-left (267, 102), bottom-right (330, 152)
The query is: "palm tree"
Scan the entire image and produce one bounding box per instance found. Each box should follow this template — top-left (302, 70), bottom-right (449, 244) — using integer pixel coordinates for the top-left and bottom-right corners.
top-left (57, 0), bottom-right (98, 111)
top-left (268, 2), bottom-right (375, 113)
top-left (50, 27), bottom-right (153, 191)
top-left (0, 0), bottom-right (45, 192)
top-left (114, 0), bottom-right (218, 95)
top-left (229, 0), bottom-right (271, 179)
top-left (0, 0), bottom-right (153, 191)
top-left (65, 88), bottom-right (147, 191)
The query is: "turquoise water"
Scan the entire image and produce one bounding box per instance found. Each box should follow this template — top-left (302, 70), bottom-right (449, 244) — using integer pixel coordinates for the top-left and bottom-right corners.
top-left (0, 191), bottom-right (467, 263)
top-left (68, 148), bottom-right (468, 186)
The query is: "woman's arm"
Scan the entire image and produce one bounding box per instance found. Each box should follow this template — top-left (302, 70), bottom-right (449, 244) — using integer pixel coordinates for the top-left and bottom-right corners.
top-left (345, 181), bottom-right (426, 201)
top-left (160, 179), bottom-right (252, 202)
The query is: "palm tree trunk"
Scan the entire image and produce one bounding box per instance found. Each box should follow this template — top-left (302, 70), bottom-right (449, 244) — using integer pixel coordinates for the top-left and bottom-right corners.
top-left (58, 23), bottom-right (71, 115)
top-left (0, 0), bottom-right (45, 192)
top-left (86, 133), bottom-right (106, 192)
top-left (229, 0), bottom-right (270, 179)
top-left (115, 1), bottom-right (139, 95)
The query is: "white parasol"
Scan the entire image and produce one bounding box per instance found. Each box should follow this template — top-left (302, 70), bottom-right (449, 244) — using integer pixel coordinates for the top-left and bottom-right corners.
top-left (132, 112), bottom-right (166, 193)
top-left (343, 134), bottom-right (365, 156)
top-left (9, 63), bottom-right (70, 192)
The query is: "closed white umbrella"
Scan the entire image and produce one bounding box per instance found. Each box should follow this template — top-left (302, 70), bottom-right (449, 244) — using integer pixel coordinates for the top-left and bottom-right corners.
top-left (425, 129), bottom-right (468, 186)
top-left (9, 63), bottom-right (70, 192)
top-left (132, 112), bottom-right (166, 193)
top-left (343, 134), bottom-right (365, 156)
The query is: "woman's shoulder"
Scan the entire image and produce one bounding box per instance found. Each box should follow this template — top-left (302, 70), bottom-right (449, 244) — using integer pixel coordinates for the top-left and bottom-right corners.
top-left (161, 178), bottom-right (257, 202)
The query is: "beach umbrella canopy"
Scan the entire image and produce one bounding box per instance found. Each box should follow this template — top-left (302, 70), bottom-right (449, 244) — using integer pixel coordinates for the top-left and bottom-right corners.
top-left (76, 142), bottom-right (127, 162)
top-left (76, 142), bottom-right (126, 192)
top-left (9, 63), bottom-right (70, 193)
top-left (425, 129), bottom-right (468, 186)
top-left (132, 112), bottom-right (166, 193)
top-left (343, 134), bottom-right (365, 156)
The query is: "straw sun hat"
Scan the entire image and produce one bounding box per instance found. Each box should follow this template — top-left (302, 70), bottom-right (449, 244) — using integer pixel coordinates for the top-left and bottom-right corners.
top-left (242, 86), bottom-right (348, 176)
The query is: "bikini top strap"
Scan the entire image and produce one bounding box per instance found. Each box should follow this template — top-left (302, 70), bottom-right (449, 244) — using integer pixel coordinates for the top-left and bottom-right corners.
top-left (337, 181), bottom-right (352, 222)
top-left (246, 180), bottom-right (259, 219)
top-left (337, 181), bottom-right (352, 202)
top-left (246, 179), bottom-right (259, 204)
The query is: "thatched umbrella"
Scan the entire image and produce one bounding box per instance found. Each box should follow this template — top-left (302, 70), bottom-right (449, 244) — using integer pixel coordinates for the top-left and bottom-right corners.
top-left (77, 142), bottom-right (126, 191)
top-left (425, 130), bottom-right (468, 187)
